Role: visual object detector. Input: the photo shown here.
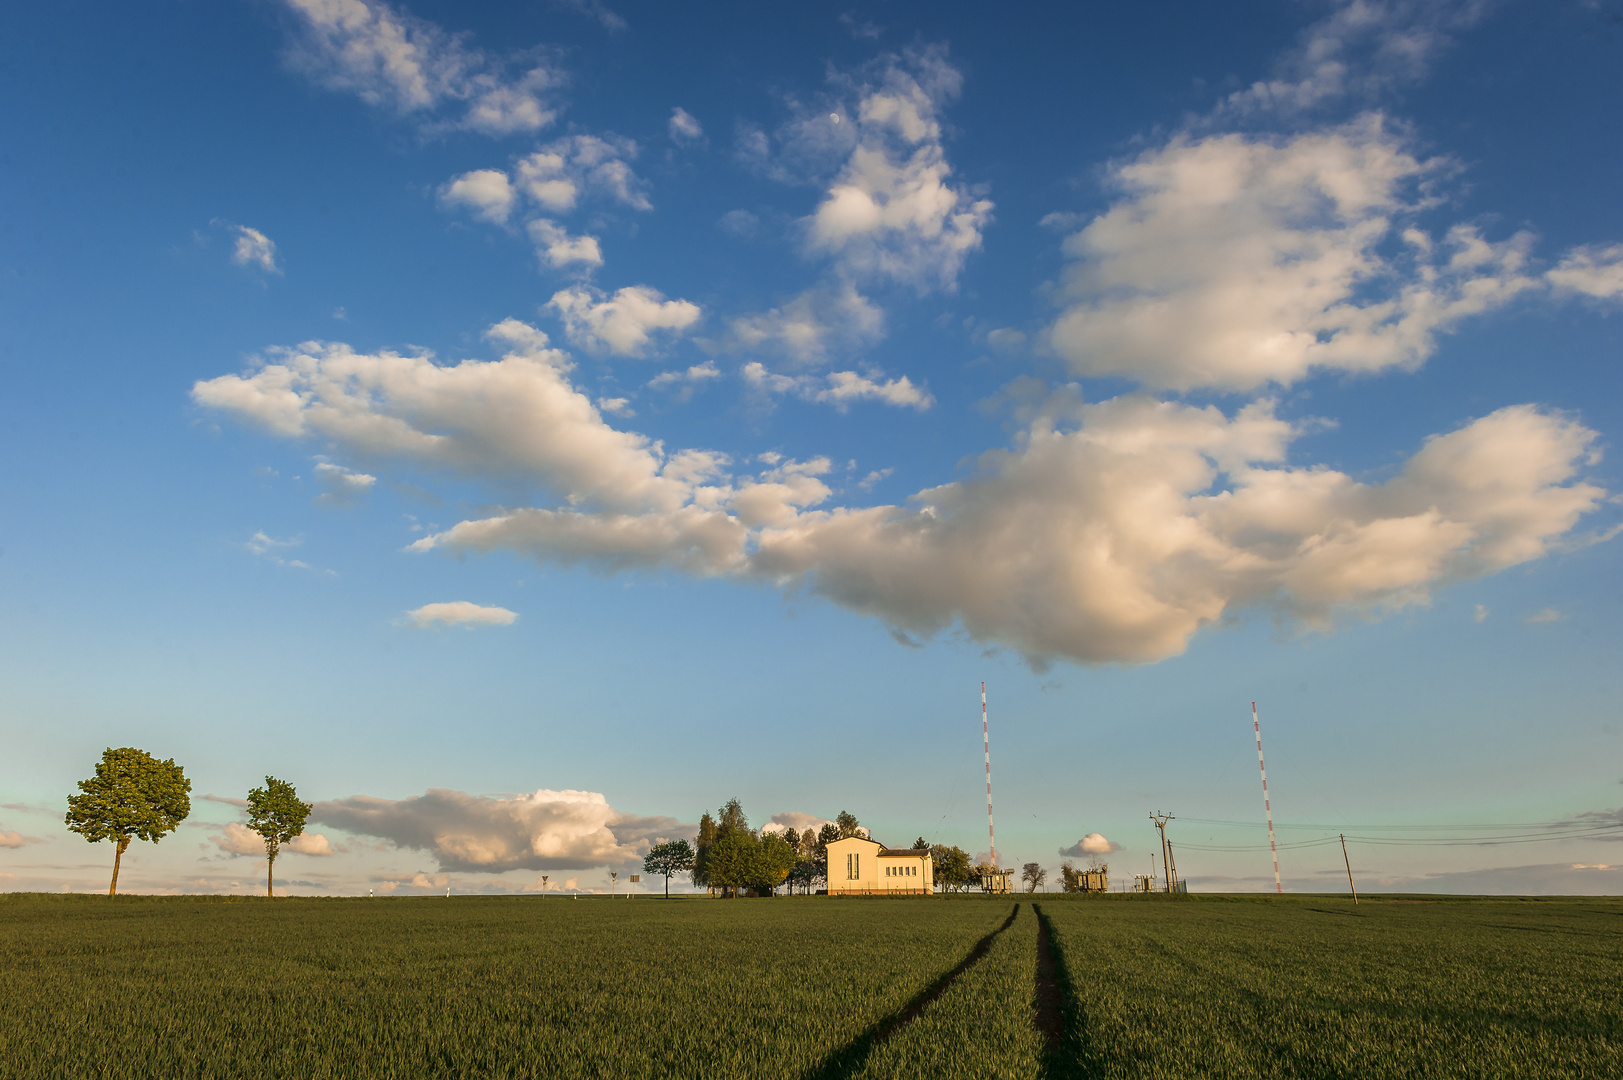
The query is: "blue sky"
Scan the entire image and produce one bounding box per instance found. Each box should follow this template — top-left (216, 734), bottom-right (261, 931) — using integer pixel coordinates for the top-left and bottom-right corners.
top-left (3, 0), bottom-right (1622, 896)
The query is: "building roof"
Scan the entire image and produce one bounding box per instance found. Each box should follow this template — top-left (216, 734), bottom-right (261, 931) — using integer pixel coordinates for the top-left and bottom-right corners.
top-left (880, 848), bottom-right (928, 857)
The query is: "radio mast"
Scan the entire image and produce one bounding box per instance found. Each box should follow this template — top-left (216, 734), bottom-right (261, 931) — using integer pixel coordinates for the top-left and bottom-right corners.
top-left (1252, 701), bottom-right (1282, 893)
top-left (982, 682), bottom-right (998, 868)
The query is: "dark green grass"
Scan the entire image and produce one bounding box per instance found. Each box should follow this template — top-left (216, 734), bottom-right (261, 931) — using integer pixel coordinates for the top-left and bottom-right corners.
top-left (1042, 894), bottom-right (1623, 1080)
top-left (0, 893), bottom-right (1010, 1080)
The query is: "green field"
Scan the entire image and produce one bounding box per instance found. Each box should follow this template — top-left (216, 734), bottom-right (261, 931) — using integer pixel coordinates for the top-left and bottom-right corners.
top-left (2, 893), bottom-right (1619, 1079)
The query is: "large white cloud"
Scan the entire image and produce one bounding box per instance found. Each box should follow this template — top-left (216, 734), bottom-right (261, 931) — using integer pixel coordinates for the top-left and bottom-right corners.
top-left (1547, 244), bottom-right (1623, 300)
top-left (312, 788), bottom-right (689, 872)
top-left (1060, 833), bottom-right (1123, 857)
top-left (548, 286), bottom-right (702, 356)
top-left (200, 322), bottom-right (1609, 668)
top-left (279, 0), bottom-right (561, 135)
top-left (192, 320), bottom-right (716, 514)
top-left (1045, 116), bottom-right (1543, 392)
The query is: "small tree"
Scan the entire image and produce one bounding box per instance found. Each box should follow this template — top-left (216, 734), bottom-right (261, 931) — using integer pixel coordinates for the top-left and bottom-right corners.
top-left (643, 839), bottom-right (695, 898)
top-left (246, 776), bottom-right (312, 898)
top-left (930, 844), bottom-right (972, 892)
top-left (835, 810), bottom-right (863, 839)
top-left (1022, 862), bottom-right (1047, 893)
top-left (65, 747), bottom-right (192, 896)
top-left (911, 836), bottom-right (929, 850)
top-left (755, 832), bottom-right (797, 896)
top-left (1060, 861), bottom-right (1079, 893)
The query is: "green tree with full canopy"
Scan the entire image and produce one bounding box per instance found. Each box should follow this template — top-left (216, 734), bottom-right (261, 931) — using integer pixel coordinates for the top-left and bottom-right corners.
top-left (65, 747), bottom-right (192, 896)
top-left (246, 776), bottom-right (312, 897)
top-left (930, 843), bottom-right (972, 892)
top-left (643, 839), bottom-right (695, 898)
top-left (835, 810), bottom-right (864, 839)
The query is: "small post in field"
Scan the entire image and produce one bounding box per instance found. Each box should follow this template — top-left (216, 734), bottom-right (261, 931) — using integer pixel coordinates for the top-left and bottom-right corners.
top-left (1340, 833), bottom-right (1358, 905)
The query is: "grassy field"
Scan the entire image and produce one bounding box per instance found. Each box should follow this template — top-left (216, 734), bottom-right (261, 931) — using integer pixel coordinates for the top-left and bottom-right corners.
top-left (2, 893), bottom-right (1619, 1079)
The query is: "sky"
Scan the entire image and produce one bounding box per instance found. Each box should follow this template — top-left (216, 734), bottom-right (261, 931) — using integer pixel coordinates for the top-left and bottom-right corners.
top-left (3, 0), bottom-right (1622, 897)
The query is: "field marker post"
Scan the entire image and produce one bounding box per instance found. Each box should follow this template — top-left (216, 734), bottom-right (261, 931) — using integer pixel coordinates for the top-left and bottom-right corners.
top-left (1340, 834), bottom-right (1358, 905)
top-left (1252, 702), bottom-right (1282, 894)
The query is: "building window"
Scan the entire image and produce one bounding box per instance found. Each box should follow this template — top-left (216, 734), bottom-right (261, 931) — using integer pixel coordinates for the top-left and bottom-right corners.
top-left (847, 853), bottom-right (859, 880)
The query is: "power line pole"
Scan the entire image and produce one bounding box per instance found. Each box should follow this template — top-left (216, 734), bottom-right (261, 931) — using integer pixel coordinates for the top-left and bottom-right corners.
top-left (1149, 812), bottom-right (1175, 894)
top-left (1252, 702), bottom-right (1282, 894)
top-left (1340, 833), bottom-right (1358, 905)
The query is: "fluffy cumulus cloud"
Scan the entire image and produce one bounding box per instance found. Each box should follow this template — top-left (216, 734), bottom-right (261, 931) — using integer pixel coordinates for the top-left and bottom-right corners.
top-left (312, 788), bottom-right (688, 872)
top-left (527, 219), bottom-right (603, 271)
top-left (0, 828), bottom-right (41, 848)
top-left (762, 811), bottom-right (835, 837)
top-left (279, 0), bottom-right (561, 135)
top-left (801, 47), bottom-right (992, 293)
top-left (406, 601), bottom-right (518, 628)
top-left (198, 321), bottom-right (1609, 668)
top-left (514, 135), bottom-right (650, 213)
top-left (438, 169), bottom-right (515, 224)
top-left (1060, 833), bottom-right (1123, 857)
top-left (231, 226), bottom-right (281, 274)
top-left (548, 286), bottom-right (702, 356)
top-left (1046, 116), bottom-right (1543, 392)
top-left (1547, 244), bottom-right (1623, 300)
top-left (212, 821), bottom-right (336, 856)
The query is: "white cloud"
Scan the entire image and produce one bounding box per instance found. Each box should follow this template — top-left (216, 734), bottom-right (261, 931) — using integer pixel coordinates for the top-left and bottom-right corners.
top-left (313, 461), bottom-right (377, 504)
top-left (1525, 607), bottom-right (1566, 624)
top-left (1218, 0), bottom-right (1490, 117)
top-left (0, 829), bottom-right (40, 848)
top-left (720, 284), bottom-right (884, 367)
top-left (212, 822), bottom-right (267, 856)
top-left (647, 362), bottom-right (721, 390)
top-left (1474, 603), bottom-right (1488, 623)
top-left (857, 468), bottom-right (893, 491)
top-left (743, 363), bottom-right (932, 412)
top-left (194, 320), bottom-right (717, 514)
top-left (527, 219), bottom-right (603, 270)
top-left (597, 396), bottom-right (633, 417)
top-left (799, 47), bottom-right (992, 293)
top-left (201, 325), bottom-right (1610, 668)
top-left (406, 601), bottom-right (518, 628)
top-left (1046, 116), bottom-right (1541, 391)
top-left (243, 530), bottom-right (322, 571)
top-left (439, 169), bottom-right (516, 224)
top-left (231, 226), bottom-right (282, 274)
top-left (514, 135), bottom-right (650, 213)
top-left (1547, 244), bottom-right (1623, 300)
top-left (668, 106), bottom-right (704, 143)
top-left (985, 328), bottom-right (1026, 352)
top-left (279, 0), bottom-right (561, 135)
top-left (1060, 833), bottom-right (1122, 857)
top-left (311, 788), bottom-right (688, 871)
top-left (762, 811), bottom-right (834, 837)
top-left (553, 0), bottom-right (626, 32)
top-left (548, 286), bottom-right (702, 356)
top-left (286, 832), bottom-right (337, 855)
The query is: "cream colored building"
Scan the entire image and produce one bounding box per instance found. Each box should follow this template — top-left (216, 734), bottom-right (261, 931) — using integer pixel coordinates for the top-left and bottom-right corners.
top-left (825, 836), bottom-right (934, 895)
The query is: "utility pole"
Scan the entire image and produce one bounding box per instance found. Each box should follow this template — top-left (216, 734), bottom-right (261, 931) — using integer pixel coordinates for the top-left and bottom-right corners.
top-left (1149, 812), bottom-right (1175, 894)
top-left (1252, 702), bottom-right (1282, 894)
top-left (1340, 834), bottom-right (1358, 905)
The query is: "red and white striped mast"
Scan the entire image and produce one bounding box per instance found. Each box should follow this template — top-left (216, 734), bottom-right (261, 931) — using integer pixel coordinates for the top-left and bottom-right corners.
top-left (1252, 701), bottom-right (1282, 893)
top-left (982, 682), bottom-right (998, 868)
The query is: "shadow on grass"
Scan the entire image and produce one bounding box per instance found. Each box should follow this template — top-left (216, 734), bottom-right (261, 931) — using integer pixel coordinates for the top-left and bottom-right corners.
top-left (801, 902), bottom-right (1021, 1080)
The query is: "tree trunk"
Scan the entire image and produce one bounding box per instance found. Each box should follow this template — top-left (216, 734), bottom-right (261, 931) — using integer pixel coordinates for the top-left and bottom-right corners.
top-left (267, 852), bottom-right (275, 898)
top-left (109, 835), bottom-right (130, 896)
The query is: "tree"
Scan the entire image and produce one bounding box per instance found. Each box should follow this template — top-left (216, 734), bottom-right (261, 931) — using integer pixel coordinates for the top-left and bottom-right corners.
top-left (246, 776), bottom-right (312, 898)
top-left (912, 837), bottom-right (929, 850)
top-left (643, 839), bottom-right (695, 898)
top-left (755, 832), bottom-right (797, 896)
top-left (692, 812), bottom-right (718, 891)
top-left (705, 830), bottom-right (759, 897)
top-left (930, 844), bottom-right (972, 892)
top-left (835, 810), bottom-right (863, 839)
top-left (1060, 861), bottom-right (1079, 893)
top-left (1022, 862), bottom-right (1047, 893)
top-left (65, 747), bottom-right (191, 896)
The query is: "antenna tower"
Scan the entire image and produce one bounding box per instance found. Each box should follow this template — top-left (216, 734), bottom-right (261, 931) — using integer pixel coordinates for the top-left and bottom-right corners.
top-left (982, 682), bottom-right (997, 868)
top-left (1252, 702), bottom-right (1282, 893)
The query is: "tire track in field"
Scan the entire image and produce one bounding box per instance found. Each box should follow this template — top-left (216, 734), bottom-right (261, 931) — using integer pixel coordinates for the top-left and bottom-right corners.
top-left (1032, 904), bottom-right (1086, 1080)
top-left (801, 903), bottom-right (1021, 1080)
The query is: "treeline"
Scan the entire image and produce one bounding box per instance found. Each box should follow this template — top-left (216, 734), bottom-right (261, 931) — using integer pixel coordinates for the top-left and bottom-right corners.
top-left (642, 799), bottom-right (994, 897)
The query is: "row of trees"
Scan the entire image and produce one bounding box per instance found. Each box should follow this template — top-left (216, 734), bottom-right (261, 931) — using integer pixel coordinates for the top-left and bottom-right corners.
top-left (64, 747), bottom-right (310, 896)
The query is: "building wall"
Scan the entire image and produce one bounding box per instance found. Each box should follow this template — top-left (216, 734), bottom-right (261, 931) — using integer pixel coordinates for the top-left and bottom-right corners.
top-left (826, 837), bottom-right (934, 895)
